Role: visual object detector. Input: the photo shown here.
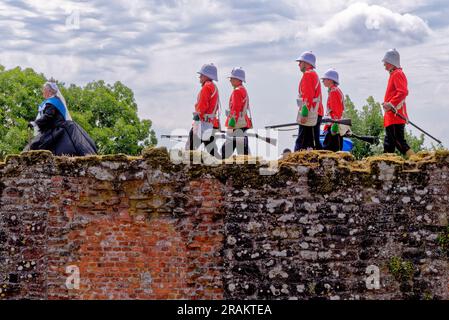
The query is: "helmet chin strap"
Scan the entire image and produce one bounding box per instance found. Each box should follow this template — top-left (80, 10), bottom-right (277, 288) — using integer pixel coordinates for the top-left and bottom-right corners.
top-left (387, 65), bottom-right (397, 73)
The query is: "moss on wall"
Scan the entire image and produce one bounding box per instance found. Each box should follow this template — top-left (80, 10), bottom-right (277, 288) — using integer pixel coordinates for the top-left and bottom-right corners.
top-left (0, 149), bottom-right (447, 193)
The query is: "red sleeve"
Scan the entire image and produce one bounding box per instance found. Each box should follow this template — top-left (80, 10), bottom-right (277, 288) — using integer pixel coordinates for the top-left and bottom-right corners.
top-left (389, 72), bottom-right (408, 107)
top-left (300, 72), bottom-right (317, 111)
top-left (328, 90), bottom-right (344, 119)
top-left (230, 89), bottom-right (245, 120)
top-left (196, 84), bottom-right (213, 116)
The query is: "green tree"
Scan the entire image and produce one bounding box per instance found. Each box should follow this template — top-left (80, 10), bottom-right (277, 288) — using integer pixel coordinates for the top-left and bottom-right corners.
top-left (0, 65), bottom-right (157, 160)
top-left (0, 66), bottom-right (46, 159)
top-left (344, 96), bottom-right (425, 159)
top-left (63, 80), bottom-right (157, 155)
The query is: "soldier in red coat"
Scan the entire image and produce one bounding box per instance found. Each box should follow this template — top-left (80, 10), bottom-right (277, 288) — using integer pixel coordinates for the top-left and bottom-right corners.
top-left (187, 63), bottom-right (220, 157)
top-left (321, 69), bottom-right (345, 152)
top-left (221, 67), bottom-right (253, 159)
top-left (381, 49), bottom-right (415, 158)
top-left (294, 51), bottom-right (324, 151)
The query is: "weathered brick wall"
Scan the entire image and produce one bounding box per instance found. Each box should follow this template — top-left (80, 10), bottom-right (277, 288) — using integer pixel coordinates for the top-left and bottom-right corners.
top-left (0, 149), bottom-right (448, 300)
top-left (0, 150), bottom-right (224, 300)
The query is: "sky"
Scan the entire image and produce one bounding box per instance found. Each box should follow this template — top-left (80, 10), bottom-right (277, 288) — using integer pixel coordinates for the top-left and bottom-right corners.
top-left (1, 0), bottom-right (448, 158)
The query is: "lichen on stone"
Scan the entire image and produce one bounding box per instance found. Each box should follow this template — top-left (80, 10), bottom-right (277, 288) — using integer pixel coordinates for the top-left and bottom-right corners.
top-left (279, 150), bottom-right (350, 168)
top-left (434, 149), bottom-right (449, 163)
top-left (218, 161), bottom-right (297, 189)
top-left (7, 150), bottom-right (54, 165)
top-left (437, 225), bottom-right (449, 257)
top-left (388, 256), bottom-right (415, 282)
top-left (142, 147), bottom-right (182, 172)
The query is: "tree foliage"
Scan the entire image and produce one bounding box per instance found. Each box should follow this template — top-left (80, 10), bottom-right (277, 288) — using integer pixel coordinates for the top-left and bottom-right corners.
top-left (0, 66), bottom-right (157, 160)
top-left (344, 95), bottom-right (425, 159)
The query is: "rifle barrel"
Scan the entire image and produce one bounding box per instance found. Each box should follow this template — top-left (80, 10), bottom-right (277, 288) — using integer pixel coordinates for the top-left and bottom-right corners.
top-left (266, 118), bottom-right (351, 129)
top-left (389, 106), bottom-right (442, 145)
top-left (291, 133), bottom-right (379, 145)
top-left (161, 135), bottom-right (188, 139)
top-left (322, 118), bottom-right (352, 126)
top-left (265, 123), bottom-right (299, 129)
top-left (408, 121), bottom-right (442, 145)
top-left (347, 134), bottom-right (379, 145)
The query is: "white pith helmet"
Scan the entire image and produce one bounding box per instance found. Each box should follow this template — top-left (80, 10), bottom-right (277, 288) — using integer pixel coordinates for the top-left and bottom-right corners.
top-left (296, 51), bottom-right (316, 68)
top-left (321, 69), bottom-right (340, 85)
top-left (197, 63), bottom-right (218, 81)
top-left (382, 49), bottom-right (401, 68)
top-left (228, 67), bottom-right (246, 82)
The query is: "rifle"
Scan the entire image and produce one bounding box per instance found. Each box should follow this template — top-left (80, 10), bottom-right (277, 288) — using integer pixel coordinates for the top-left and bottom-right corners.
top-left (265, 118), bottom-right (352, 130)
top-left (292, 132), bottom-right (379, 145)
top-left (161, 131), bottom-right (277, 146)
top-left (345, 133), bottom-right (379, 145)
top-left (161, 135), bottom-right (189, 140)
top-left (386, 104), bottom-right (442, 145)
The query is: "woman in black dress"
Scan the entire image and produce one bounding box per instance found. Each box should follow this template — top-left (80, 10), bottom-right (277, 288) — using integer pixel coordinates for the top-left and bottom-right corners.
top-left (28, 81), bottom-right (97, 156)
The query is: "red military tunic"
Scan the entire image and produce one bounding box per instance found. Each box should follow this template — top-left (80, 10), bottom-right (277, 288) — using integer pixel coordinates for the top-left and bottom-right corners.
top-left (299, 67), bottom-right (324, 117)
top-left (195, 80), bottom-right (220, 128)
top-left (384, 68), bottom-right (408, 128)
top-left (324, 85), bottom-right (344, 131)
top-left (225, 85), bottom-right (252, 129)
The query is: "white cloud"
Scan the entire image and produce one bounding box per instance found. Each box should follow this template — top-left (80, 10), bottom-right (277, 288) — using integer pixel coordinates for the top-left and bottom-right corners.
top-left (304, 2), bottom-right (432, 46)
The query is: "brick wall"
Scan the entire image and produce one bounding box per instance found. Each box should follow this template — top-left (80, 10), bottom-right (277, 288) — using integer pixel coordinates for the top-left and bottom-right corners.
top-left (0, 149), bottom-right (448, 300)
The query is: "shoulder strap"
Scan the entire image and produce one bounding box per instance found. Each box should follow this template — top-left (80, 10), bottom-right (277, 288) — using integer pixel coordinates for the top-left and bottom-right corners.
top-left (313, 72), bottom-right (321, 107)
top-left (204, 83), bottom-right (220, 121)
top-left (241, 87), bottom-right (249, 114)
top-left (212, 83), bottom-right (220, 117)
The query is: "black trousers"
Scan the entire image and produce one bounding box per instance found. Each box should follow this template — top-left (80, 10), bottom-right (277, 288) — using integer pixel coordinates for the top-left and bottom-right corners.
top-left (294, 116), bottom-right (322, 151)
top-left (313, 116), bottom-right (323, 150)
top-left (221, 128), bottom-right (250, 159)
top-left (384, 124), bottom-right (410, 155)
top-left (323, 130), bottom-right (343, 152)
top-left (188, 128), bottom-right (218, 157)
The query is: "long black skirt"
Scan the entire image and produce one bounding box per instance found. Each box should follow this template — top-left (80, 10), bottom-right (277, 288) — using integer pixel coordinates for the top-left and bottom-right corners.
top-left (28, 121), bottom-right (97, 156)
